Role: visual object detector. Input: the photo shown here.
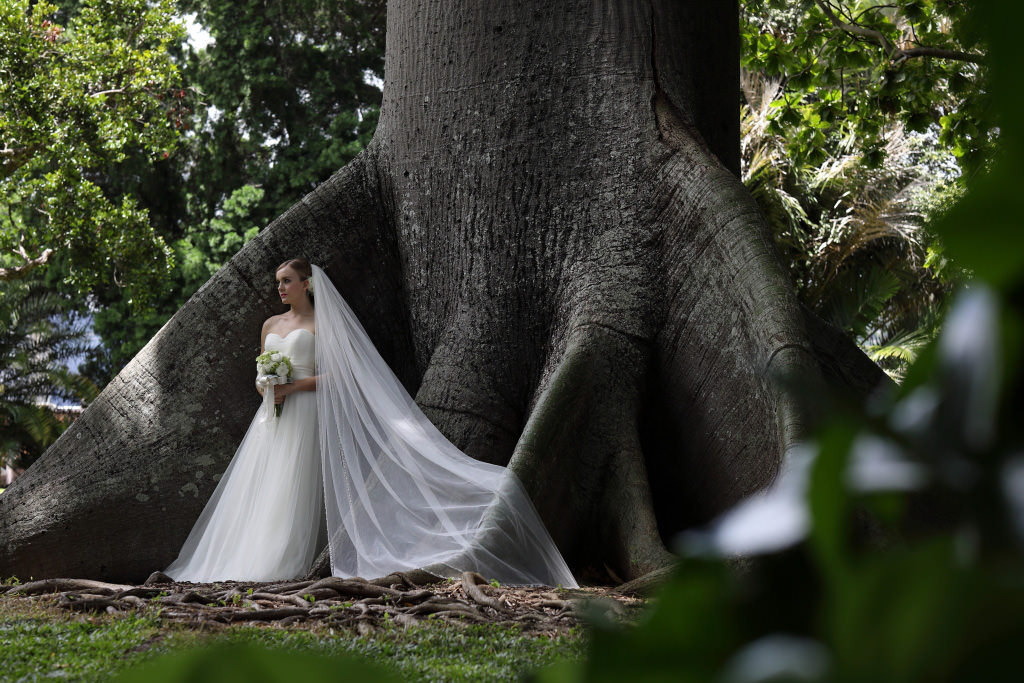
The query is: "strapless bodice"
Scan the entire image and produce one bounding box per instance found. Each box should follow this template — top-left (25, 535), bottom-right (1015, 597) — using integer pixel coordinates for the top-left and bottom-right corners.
top-left (265, 328), bottom-right (315, 378)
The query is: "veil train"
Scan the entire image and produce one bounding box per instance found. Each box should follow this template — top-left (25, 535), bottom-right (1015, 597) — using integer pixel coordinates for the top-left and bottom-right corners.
top-left (312, 265), bottom-right (577, 587)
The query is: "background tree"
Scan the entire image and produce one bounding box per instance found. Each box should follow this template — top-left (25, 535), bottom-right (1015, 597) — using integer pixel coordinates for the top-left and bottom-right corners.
top-left (176, 0), bottom-right (384, 226)
top-left (739, 0), bottom-right (977, 380)
top-left (0, 0), bottom-right (184, 302)
top-left (740, 74), bottom-right (958, 381)
top-left (741, 0), bottom-right (988, 172)
top-left (80, 0), bottom-right (385, 383)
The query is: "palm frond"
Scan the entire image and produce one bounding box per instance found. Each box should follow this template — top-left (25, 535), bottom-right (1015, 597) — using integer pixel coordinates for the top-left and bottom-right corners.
top-left (0, 278), bottom-right (94, 465)
top-left (0, 402), bottom-right (66, 468)
top-left (819, 265), bottom-right (903, 340)
top-left (865, 310), bottom-right (943, 382)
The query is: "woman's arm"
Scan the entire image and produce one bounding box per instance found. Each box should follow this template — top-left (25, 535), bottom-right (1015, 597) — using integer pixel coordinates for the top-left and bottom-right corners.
top-left (272, 376), bottom-right (317, 403)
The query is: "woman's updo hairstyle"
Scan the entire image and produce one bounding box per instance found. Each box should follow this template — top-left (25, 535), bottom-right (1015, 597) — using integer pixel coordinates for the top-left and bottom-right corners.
top-left (276, 257), bottom-right (314, 304)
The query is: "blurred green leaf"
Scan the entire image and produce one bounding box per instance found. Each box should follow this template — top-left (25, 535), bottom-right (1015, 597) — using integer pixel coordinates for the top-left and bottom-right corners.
top-left (936, 156), bottom-right (1024, 289)
top-left (113, 641), bottom-right (398, 683)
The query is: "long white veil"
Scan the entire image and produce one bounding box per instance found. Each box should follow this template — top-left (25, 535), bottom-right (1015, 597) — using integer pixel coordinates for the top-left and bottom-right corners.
top-left (312, 265), bottom-right (577, 587)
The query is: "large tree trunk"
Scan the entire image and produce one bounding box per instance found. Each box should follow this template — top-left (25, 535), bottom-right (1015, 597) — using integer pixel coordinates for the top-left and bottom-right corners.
top-left (0, 0), bottom-right (885, 583)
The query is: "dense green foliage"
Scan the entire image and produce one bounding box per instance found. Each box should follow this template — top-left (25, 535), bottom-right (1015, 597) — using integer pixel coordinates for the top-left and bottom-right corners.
top-left (82, 0), bottom-right (385, 383)
top-left (742, 0), bottom-right (988, 172)
top-left (0, 0), bottom-right (385, 460)
top-left (740, 75), bottom-right (958, 380)
top-left (176, 0), bottom-right (384, 227)
top-left (740, 0), bottom-right (978, 379)
top-left (0, 0), bottom-right (184, 301)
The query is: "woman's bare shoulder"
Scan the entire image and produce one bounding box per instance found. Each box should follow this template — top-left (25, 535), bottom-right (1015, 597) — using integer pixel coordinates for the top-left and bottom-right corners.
top-left (261, 314), bottom-right (288, 337)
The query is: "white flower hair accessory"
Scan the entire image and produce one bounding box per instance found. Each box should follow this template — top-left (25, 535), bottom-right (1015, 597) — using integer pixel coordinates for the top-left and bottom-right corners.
top-left (306, 275), bottom-right (315, 294)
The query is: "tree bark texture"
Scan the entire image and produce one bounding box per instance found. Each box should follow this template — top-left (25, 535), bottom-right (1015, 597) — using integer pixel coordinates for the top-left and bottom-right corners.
top-left (0, 0), bottom-right (885, 583)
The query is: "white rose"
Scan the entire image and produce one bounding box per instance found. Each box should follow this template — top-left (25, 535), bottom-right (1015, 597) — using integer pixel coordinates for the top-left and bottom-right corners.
top-left (270, 352), bottom-right (282, 362)
top-left (257, 363), bottom-right (269, 374)
top-left (276, 367), bottom-right (289, 379)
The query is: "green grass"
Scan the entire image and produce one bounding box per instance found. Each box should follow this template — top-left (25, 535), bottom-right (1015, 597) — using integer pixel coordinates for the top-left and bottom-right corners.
top-left (0, 597), bottom-right (583, 682)
top-left (1, 612), bottom-right (162, 681)
top-left (313, 622), bottom-right (584, 681)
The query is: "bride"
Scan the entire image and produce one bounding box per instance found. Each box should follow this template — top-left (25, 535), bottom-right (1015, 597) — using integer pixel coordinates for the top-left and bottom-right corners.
top-left (165, 258), bottom-right (577, 588)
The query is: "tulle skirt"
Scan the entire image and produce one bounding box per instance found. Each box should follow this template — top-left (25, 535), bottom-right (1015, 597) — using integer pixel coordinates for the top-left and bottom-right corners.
top-left (164, 386), bottom-right (322, 582)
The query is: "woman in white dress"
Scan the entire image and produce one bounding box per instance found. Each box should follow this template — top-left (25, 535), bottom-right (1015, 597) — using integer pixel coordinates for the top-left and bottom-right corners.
top-left (165, 258), bottom-right (577, 588)
top-left (165, 259), bottom-right (321, 581)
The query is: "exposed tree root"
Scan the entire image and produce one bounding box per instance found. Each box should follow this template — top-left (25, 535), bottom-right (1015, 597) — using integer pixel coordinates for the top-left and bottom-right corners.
top-left (460, 571), bottom-right (508, 613)
top-left (608, 565), bottom-right (677, 597)
top-left (1, 574), bottom-right (643, 635)
top-left (144, 571), bottom-right (174, 585)
top-left (6, 578), bottom-right (135, 597)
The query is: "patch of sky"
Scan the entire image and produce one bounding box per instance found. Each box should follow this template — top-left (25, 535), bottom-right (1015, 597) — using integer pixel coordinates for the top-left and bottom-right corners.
top-left (183, 12), bottom-right (215, 50)
top-left (363, 69), bottom-right (384, 91)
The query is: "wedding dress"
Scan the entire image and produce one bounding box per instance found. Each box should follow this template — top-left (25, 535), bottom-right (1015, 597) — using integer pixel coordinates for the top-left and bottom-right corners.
top-left (164, 328), bottom-right (323, 582)
top-left (166, 265), bottom-right (577, 588)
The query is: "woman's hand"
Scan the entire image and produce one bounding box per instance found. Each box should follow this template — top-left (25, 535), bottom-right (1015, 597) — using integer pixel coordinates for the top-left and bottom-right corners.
top-left (273, 382), bottom-right (296, 404)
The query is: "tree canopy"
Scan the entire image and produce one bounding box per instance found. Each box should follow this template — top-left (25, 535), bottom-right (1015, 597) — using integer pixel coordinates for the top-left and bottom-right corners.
top-left (740, 0), bottom-right (980, 380)
top-left (81, 0), bottom-right (385, 382)
top-left (0, 0), bottom-right (185, 301)
top-left (741, 0), bottom-right (989, 172)
top-left (176, 0), bottom-right (384, 226)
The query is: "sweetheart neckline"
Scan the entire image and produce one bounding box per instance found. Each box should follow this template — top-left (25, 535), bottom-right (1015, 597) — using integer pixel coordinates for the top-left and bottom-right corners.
top-left (266, 328), bottom-right (315, 342)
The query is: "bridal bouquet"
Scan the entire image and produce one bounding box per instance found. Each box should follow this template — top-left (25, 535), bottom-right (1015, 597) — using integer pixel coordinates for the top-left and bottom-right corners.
top-left (256, 350), bottom-right (294, 418)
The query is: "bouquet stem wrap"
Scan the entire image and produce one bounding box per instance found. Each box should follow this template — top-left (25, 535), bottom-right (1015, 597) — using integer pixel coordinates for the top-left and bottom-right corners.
top-left (259, 384), bottom-right (277, 423)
